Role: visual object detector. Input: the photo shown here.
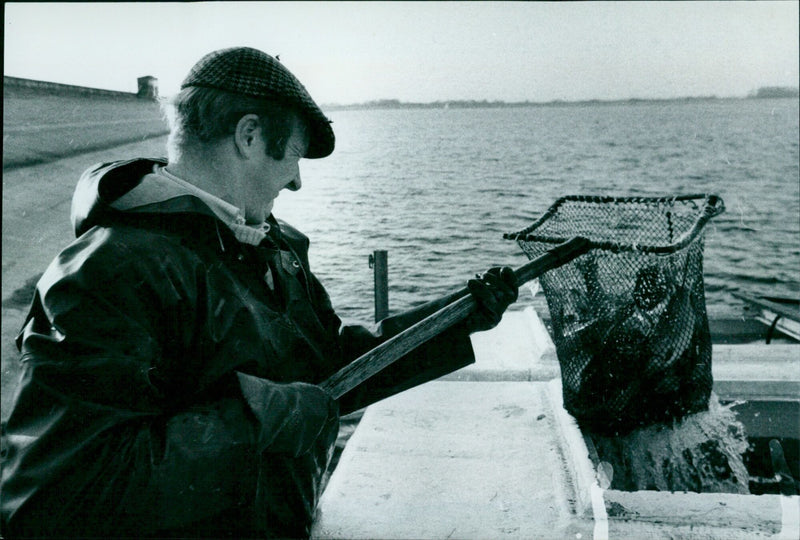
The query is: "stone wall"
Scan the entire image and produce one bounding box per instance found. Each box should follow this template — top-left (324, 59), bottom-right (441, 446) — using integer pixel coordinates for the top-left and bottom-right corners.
top-left (4, 76), bottom-right (140, 99)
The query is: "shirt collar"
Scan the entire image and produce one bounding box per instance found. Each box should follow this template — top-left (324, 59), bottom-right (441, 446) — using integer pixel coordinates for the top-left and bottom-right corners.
top-left (157, 166), bottom-right (272, 246)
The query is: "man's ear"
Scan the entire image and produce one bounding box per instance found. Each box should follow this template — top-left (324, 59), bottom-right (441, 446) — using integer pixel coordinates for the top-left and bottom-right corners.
top-left (233, 114), bottom-right (262, 157)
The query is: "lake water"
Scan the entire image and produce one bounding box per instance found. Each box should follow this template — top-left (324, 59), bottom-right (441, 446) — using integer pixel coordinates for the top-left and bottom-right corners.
top-left (275, 98), bottom-right (799, 322)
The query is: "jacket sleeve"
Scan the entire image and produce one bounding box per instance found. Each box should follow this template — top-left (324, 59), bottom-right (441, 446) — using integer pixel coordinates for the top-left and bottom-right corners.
top-left (236, 372), bottom-right (338, 457)
top-left (12, 234), bottom-right (186, 414)
top-left (339, 290), bottom-right (475, 414)
top-left (305, 268), bottom-right (476, 414)
top-left (2, 232), bottom-right (195, 535)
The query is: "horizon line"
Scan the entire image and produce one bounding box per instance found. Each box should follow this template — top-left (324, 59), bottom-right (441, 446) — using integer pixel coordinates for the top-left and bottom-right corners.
top-left (321, 87), bottom-right (800, 109)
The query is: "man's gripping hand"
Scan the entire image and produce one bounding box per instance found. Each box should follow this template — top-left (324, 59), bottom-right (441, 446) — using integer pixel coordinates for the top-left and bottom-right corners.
top-left (465, 266), bottom-right (518, 333)
top-left (237, 372), bottom-right (339, 457)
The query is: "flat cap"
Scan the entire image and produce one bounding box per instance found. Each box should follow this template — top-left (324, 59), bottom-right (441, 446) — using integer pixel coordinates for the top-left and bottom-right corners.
top-left (181, 47), bottom-right (334, 159)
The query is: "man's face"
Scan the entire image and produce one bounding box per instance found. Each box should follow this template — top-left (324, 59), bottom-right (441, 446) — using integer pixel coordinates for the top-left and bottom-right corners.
top-left (240, 115), bottom-right (309, 224)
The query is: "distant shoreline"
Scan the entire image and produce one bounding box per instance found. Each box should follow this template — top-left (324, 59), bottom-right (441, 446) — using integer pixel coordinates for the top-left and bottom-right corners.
top-left (323, 87), bottom-right (799, 111)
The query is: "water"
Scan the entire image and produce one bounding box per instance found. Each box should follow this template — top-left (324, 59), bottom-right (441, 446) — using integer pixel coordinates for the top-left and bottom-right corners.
top-left (275, 98), bottom-right (799, 323)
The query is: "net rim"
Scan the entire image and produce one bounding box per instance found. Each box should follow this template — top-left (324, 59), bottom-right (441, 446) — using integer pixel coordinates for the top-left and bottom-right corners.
top-left (504, 193), bottom-right (725, 254)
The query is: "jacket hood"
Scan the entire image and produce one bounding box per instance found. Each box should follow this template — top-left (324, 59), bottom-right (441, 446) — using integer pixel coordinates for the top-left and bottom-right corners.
top-left (71, 158), bottom-right (217, 237)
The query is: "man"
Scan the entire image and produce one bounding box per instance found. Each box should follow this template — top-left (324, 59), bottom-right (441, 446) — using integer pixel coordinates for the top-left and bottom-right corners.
top-left (1, 47), bottom-right (517, 538)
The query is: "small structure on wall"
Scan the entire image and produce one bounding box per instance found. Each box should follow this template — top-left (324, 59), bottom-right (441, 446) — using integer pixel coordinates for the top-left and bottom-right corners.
top-left (137, 76), bottom-right (159, 100)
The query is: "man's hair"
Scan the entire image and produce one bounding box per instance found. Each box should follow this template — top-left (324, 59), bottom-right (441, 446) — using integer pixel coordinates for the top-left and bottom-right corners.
top-left (162, 86), bottom-right (298, 161)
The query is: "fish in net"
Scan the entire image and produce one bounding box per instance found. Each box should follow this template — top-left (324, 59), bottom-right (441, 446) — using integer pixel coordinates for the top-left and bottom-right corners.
top-left (506, 194), bottom-right (749, 493)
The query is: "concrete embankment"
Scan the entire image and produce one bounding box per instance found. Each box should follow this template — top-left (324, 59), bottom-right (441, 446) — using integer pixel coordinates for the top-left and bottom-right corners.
top-left (3, 84), bottom-right (168, 169)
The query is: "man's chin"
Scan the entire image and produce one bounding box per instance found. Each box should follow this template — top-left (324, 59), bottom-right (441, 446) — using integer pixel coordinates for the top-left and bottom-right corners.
top-left (246, 204), bottom-right (274, 224)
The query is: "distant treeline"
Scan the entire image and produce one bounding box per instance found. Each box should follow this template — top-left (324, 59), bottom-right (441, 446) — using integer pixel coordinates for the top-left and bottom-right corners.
top-left (752, 86), bottom-right (800, 99)
top-left (324, 97), bottom-right (722, 111)
top-left (324, 87), bottom-right (799, 111)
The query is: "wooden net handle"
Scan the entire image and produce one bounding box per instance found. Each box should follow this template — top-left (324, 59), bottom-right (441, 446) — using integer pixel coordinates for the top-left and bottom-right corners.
top-left (320, 236), bottom-right (591, 399)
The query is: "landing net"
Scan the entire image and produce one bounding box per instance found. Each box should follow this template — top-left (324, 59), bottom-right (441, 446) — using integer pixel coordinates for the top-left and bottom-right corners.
top-left (506, 194), bottom-right (725, 435)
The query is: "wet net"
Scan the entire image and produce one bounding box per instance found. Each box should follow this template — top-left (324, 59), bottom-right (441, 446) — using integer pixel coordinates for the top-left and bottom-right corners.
top-left (506, 194), bottom-right (725, 435)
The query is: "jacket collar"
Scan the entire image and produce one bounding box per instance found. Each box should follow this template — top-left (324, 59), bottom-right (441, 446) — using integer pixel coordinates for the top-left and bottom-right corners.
top-left (71, 158), bottom-right (293, 252)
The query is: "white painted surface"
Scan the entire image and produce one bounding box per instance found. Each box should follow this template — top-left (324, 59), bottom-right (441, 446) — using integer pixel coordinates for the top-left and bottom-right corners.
top-left (313, 307), bottom-right (800, 539)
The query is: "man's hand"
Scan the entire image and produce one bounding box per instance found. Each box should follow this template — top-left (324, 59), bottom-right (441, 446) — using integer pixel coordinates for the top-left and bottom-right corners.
top-left (237, 372), bottom-right (339, 457)
top-left (465, 266), bottom-right (519, 333)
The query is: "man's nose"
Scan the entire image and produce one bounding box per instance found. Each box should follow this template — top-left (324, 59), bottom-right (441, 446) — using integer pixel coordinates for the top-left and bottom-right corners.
top-left (286, 172), bottom-right (301, 191)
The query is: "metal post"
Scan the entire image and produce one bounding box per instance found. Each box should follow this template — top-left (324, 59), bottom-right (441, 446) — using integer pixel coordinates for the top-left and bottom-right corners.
top-left (369, 250), bottom-right (389, 322)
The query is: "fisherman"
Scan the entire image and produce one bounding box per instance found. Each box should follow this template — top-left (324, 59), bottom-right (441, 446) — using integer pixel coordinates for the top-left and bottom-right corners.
top-left (0, 47), bottom-right (518, 538)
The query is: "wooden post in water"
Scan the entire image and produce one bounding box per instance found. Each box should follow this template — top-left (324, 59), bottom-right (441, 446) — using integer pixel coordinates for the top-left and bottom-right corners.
top-left (370, 250), bottom-right (389, 322)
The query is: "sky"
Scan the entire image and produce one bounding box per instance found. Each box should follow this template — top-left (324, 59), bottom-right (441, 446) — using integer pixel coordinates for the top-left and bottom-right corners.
top-left (4, 1), bottom-right (799, 104)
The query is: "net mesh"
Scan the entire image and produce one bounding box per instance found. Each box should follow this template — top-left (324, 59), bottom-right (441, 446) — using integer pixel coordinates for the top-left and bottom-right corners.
top-left (506, 194), bottom-right (725, 435)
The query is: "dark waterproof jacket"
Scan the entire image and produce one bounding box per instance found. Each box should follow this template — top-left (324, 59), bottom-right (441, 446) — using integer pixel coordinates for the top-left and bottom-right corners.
top-left (0, 158), bottom-right (475, 538)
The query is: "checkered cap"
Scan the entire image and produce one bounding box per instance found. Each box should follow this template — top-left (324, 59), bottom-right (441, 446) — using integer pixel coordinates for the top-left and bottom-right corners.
top-left (181, 47), bottom-right (334, 159)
